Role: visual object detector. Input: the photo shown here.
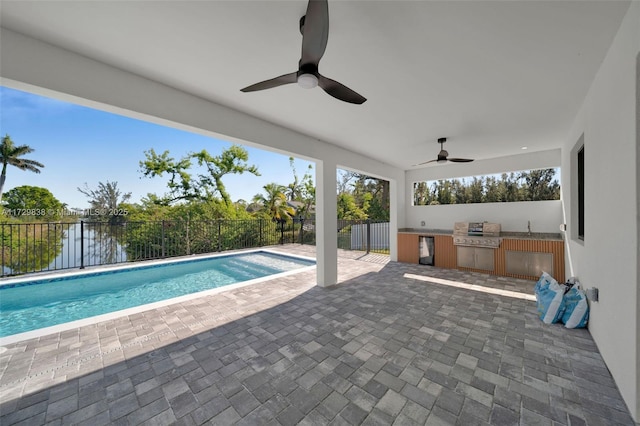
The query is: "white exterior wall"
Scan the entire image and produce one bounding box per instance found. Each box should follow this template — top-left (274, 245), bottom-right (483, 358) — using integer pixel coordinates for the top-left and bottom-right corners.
top-left (407, 201), bottom-right (562, 233)
top-left (405, 149), bottom-right (563, 232)
top-left (561, 2), bottom-right (639, 420)
top-left (0, 28), bottom-right (406, 285)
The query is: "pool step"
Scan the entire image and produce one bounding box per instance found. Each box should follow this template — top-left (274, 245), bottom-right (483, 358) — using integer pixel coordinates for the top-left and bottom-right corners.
top-left (215, 257), bottom-right (282, 281)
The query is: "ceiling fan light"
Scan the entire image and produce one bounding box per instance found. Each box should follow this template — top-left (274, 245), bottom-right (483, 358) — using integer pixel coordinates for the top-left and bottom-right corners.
top-left (297, 73), bottom-right (318, 89)
top-left (437, 158), bottom-right (447, 163)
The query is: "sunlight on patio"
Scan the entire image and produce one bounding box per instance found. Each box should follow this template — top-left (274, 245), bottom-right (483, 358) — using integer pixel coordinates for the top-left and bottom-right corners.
top-left (404, 273), bottom-right (537, 301)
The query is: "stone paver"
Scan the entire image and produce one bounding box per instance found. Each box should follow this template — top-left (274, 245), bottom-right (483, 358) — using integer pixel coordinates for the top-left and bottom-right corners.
top-left (0, 245), bottom-right (635, 425)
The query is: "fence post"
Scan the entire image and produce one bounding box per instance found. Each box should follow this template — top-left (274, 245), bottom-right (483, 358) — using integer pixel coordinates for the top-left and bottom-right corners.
top-left (259, 219), bottom-right (263, 247)
top-left (218, 221), bottom-right (222, 252)
top-left (300, 219), bottom-right (304, 245)
top-left (161, 220), bottom-right (165, 258)
top-left (280, 220), bottom-right (284, 245)
top-left (1, 224), bottom-right (4, 276)
top-left (366, 220), bottom-right (371, 254)
top-left (185, 219), bottom-right (190, 255)
top-left (80, 220), bottom-right (85, 269)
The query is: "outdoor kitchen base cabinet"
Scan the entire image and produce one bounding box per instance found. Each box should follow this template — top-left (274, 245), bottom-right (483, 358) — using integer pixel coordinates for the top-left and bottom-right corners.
top-left (398, 231), bottom-right (565, 282)
top-left (456, 246), bottom-right (495, 271)
top-left (505, 251), bottom-right (553, 277)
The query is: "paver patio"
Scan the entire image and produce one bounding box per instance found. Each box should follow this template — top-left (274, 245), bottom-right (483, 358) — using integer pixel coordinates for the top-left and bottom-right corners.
top-left (0, 245), bottom-right (634, 425)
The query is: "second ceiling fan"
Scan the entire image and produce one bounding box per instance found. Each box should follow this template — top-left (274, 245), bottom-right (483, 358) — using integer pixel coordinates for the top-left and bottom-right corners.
top-left (416, 138), bottom-right (474, 165)
top-left (240, 0), bottom-right (366, 104)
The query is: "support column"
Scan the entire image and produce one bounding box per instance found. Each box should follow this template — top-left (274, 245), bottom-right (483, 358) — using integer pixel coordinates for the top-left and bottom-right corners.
top-left (315, 159), bottom-right (338, 287)
top-left (389, 178), bottom-right (400, 262)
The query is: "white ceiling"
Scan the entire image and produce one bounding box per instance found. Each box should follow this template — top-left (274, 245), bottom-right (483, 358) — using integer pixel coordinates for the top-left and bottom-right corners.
top-left (0, 1), bottom-right (630, 170)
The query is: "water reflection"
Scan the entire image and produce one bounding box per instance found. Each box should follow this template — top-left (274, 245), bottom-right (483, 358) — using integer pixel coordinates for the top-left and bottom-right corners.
top-left (1, 222), bottom-right (128, 276)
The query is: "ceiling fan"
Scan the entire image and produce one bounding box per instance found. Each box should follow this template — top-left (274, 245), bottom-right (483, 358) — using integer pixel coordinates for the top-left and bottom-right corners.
top-left (240, 0), bottom-right (366, 104)
top-left (415, 138), bottom-right (474, 165)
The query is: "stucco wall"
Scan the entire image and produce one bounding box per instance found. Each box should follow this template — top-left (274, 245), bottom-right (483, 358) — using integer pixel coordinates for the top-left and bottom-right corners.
top-left (405, 149), bottom-right (563, 232)
top-left (406, 200), bottom-right (562, 233)
top-left (561, 2), bottom-right (639, 419)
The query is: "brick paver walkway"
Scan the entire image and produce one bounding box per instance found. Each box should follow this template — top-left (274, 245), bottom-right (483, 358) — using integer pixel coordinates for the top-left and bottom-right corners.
top-left (0, 245), bottom-right (634, 425)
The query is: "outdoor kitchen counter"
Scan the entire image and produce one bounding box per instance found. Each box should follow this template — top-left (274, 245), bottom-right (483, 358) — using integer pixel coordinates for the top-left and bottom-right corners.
top-left (398, 228), bottom-right (452, 235)
top-left (501, 232), bottom-right (564, 241)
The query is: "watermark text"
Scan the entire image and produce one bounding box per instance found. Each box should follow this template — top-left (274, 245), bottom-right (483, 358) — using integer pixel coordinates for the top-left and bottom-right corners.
top-left (2, 208), bottom-right (129, 217)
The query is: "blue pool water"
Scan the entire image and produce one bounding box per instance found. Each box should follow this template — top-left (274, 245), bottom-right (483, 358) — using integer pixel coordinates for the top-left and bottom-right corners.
top-left (0, 251), bottom-right (314, 338)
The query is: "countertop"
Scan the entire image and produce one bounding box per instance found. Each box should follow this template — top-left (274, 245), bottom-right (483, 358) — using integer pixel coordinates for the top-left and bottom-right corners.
top-left (398, 228), bottom-right (563, 241)
top-left (398, 228), bottom-right (452, 235)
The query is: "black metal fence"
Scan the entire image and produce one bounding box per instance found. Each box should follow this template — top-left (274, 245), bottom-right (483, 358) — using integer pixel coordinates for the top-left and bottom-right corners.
top-left (0, 218), bottom-right (388, 277)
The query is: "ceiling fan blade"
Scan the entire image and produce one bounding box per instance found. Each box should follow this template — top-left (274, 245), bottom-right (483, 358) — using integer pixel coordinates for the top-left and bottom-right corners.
top-left (414, 159), bottom-right (438, 166)
top-left (241, 72), bottom-right (298, 92)
top-left (448, 158), bottom-right (474, 163)
top-left (318, 74), bottom-right (367, 104)
top-left (301, 0), bottom-right (329, 66)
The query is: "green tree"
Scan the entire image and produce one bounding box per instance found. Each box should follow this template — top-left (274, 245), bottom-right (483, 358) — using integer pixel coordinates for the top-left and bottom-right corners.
top-left (252, 183), bottom-right (295, 222)
top-left (436, 180), bottom-right (455, 205)
top-left (2, 185), bottom-right (65, 221)
top-left (295, 167), bottom-right (316, 245)
top-left (466, 177), bottom-right (484, 203)
top-left (452, 179), bottom-right (466, 204)
top-left (413, 168), bottom-right (560, 205)
top-left (191, 145), bottom-right (260, 206)
top-left (139, 149), bottom-right (195, 203)
top-left (336, 170), bottom-right (389, 220)
top-left (77, 181), bottom-right (131, 223)
top-left (521, 168), bottom-right (560, 201)
top-left (414, 182), bottom-right (428, 205)
top-left (285, 157), bottom-right (303, 202)
top-left (503, 172), bottom-right (522, 202)
top-left (0, 135), bottom-right (45, 203)
top-left (484, 176), bottom-right (505, 202)
top-left (337, 193), bottom-right (368, 220)
top-left (290, 162), bottom-right (315, 220)
top-left (140, 145), bottom-right (260, 207)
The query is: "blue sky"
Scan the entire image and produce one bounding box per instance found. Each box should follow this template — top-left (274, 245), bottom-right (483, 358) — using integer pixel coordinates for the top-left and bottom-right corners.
top-left (0, 86), bottom-right (315, 209)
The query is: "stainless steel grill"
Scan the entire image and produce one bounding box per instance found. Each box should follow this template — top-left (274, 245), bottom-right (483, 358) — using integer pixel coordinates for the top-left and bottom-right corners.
top-left (452, 222), bottom-right (502, 248)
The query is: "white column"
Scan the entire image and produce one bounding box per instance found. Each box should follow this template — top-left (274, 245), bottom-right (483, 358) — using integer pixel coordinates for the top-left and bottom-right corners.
top-left (389, 178), bottom-right (400, 262)
top-left (315, 159), bottom-right (338, 287)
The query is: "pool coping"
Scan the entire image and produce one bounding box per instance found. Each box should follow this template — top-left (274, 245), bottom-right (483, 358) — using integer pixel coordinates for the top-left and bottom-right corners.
top-left (0, 248), bottom-right (316, 347)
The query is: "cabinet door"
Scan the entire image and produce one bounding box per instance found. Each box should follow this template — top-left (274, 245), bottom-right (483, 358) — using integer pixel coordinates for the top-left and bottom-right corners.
top-left (456, 246), bottom-right (475, 268)
top-left (474, 248), bottom-right (495, 271)
top-left (528, 252), bottom-right (553, 277)
top-left (505, 251), bottom-right (530, 275)
top-left (505, 250), bottom-right (554, 277)
top-left (398, 234), bottom-right (419, 263)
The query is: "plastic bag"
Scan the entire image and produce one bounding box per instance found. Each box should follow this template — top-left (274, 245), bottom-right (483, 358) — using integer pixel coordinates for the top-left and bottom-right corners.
top-left (561, 284), bottom-right (589, 328)
top-left (535, 272), bottom-right (566, 324)
top-left (535, 271), bottom-right (556, 295)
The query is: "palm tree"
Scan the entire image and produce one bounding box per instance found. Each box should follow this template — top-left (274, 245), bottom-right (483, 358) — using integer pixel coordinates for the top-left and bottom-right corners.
top-left (252, 183), bottom-right (295, 222)
top-left (285, 177), bottom-right (302, 202)
top-left (0, 135), bottom-right (45, 203)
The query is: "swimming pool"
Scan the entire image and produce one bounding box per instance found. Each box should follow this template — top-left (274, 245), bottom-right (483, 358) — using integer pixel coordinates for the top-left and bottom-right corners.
top-left (0, 250), bottom-right (315, 340)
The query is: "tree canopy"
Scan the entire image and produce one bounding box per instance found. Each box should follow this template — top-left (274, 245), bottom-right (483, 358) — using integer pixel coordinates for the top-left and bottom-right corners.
top-left (3, 185), bottom-right (65, 221)
top-left (78, 181), bottom-right (131, 223)
top-left (336, 170), bottom-right (389, 221)
top-left (252, 183), bottom-right (295, 222)
top-left (139, 145), bottom-right (260, 206)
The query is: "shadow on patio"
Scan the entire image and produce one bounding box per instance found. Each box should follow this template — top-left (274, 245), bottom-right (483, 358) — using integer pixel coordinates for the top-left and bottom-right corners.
top-left (0, 245), bottom-right (634, 425)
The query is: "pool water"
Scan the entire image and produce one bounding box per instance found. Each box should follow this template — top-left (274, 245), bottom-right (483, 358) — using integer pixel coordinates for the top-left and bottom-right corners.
top-left (0, 251), bottom-right (314, 338)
